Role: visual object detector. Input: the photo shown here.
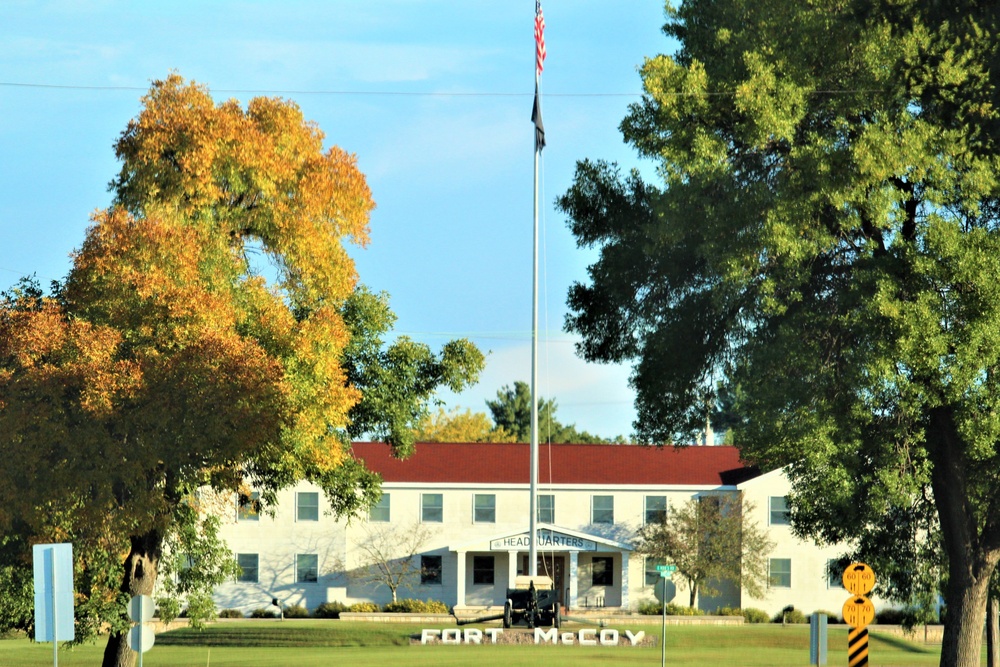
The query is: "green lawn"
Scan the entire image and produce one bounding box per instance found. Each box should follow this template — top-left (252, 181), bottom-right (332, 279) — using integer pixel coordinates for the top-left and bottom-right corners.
top-left (0, 621), bottom-right (958, 666)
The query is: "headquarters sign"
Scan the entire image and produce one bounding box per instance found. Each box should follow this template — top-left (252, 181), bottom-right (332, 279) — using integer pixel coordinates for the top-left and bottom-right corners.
top-left (490, 531), bottom-right (596, 551)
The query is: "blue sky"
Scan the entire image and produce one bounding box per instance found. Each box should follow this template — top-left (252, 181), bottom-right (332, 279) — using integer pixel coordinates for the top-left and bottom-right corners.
top-left (0, 1), bottom-right (676, 440)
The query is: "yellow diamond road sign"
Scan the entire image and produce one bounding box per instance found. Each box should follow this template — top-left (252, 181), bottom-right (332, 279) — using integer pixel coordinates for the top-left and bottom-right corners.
top-left (842, 562), bottom-right (875, 596)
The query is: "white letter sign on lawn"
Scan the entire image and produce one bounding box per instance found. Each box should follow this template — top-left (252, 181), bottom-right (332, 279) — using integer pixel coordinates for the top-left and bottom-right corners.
top-left (33, 543), bottom-right (75, 667)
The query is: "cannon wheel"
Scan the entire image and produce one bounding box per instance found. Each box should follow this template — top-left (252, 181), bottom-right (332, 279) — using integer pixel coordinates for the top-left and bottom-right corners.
top-left (503, 600), bottom-right (512, 629)
top-left (554, 604), bottom-right (561, 629)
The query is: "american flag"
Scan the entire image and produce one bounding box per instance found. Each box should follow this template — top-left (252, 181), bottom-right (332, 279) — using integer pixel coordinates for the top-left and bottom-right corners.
top-left (535, 1), bottom-right (546, 77)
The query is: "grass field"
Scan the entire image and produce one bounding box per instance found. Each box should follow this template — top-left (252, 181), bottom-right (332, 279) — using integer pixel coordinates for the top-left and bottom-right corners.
top-left (0, 621), bottom-right (965, 666)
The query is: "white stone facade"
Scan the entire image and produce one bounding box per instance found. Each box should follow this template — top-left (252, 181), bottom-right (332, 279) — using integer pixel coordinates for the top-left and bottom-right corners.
top-left (210, 443), bottom-right (878, 618)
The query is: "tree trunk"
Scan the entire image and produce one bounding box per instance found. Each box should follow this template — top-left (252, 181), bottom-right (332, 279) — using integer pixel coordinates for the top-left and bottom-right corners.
top-left (688, 580), bottom-right (697, 608)
top-left (939, 568), bottom-right (990, 667)
top-left (102, 529), bottom-right (162, 667)
top-left (988, 593), bottom-right (999, 667)
top-left (928, 407), bottom-right (998, 667)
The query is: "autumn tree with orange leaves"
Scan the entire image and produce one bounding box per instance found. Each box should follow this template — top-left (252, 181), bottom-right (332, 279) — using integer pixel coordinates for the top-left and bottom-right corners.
top-left (0, 75), bottom-right (482, 667)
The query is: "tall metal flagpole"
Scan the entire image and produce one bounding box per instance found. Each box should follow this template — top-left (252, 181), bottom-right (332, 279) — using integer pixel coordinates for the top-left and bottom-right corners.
top-left (529, 0), bottom-right (545, 580)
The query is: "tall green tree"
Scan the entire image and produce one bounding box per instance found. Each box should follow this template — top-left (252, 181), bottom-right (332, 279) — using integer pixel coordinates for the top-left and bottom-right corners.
top-left (559, 2), bottom-right (1000, 665)
top-left (485, 381), bottom-right (613, 443)
top-left (635, 495), bottom-right (773, 608)
top-left (341, 286), bottom-right (484, 457)
top-left (0, 75), bottom-right (480, 667)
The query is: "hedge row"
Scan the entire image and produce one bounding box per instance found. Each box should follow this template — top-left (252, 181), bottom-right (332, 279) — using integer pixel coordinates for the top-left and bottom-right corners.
top-left (635, 603), bottom-right (934, 626)
top-left (236, 599), bottom-right (450, 619)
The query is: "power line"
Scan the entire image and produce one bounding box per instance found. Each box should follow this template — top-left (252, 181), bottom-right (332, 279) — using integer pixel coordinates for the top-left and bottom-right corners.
top-left (0, 80), bottom-right (885, 98)
top-left (0, 80), bottom-right (639, 98)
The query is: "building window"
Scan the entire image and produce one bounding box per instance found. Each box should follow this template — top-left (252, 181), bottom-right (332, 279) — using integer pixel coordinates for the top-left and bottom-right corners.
top-left (645, 496), bottom-right (667, 524)
top-left (296, 554), bottom-right (318, 583)
top-left (769, 496), bottom-right (791, 525)
top-left (699, 494), bottom-right (722, 512)
top-left (769, 558), bottom-right (791, 588)
top-left (237, 553), bottom-right (258, 583)
top-left (644, 557), bottom-right (667, 586)
top-left (538, 494), bottom-right (555, 523)
top-left (297, 492), bottom-right (319, 522)
top-left (592, 556), bottom-right (614, 586)
top-left (369, 493), bottom-right (390, 522)
top-left (473, 556), bottom-right (495, 585)
top-left (592, 495), bottom-right (614, 524)
top-left (474, 494), bottom-right (496, 523)
top-left (421, 555), bottom-right (442, 585)
top-left (421, 493), bottom-right (443, 523)
top-left (237, 491), bottom-right (260, 521)
top-left (828, 559), bottom-right (842, 588)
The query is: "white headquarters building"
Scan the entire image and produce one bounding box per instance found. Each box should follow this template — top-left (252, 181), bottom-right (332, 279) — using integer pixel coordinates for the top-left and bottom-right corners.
top-left (212, 442), bottom-right (863, 617)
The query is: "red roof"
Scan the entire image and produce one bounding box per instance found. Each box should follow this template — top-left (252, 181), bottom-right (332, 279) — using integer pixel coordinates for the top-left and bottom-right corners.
top-left (351, 442), bottom-right (757, 486)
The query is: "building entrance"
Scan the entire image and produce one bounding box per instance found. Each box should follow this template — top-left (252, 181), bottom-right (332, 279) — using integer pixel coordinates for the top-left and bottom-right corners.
top-left (520, 554), bottom-right (566, 606)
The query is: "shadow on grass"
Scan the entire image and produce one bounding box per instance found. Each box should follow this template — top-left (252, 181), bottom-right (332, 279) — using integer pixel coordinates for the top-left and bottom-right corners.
top-left (870, 632), bottom-right (936, 654)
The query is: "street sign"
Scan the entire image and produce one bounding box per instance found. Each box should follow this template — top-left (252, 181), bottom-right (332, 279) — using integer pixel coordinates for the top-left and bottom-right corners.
top-left (842, 563), bottom-right (876, 665)
top-left (126, 624), bottom-right (155, 653)
top-left (129, 595), bottom-right (154, 624)
top-left (842, 562), bottom-right (875, 596)
top-left (127, 593), bottom-right (155, 665)
top-left (842, 596), bottom-right (875, 629)
top-left (32, 543), bottom-right (75, 643)
top-left (810, 613), bottom-right (828, 666)
top-left (848, 627), bottom-right (869, 667)
top-left (33, 543), bottom-right (75, 667)
top-left (655, 565), bottom-right (677, 572)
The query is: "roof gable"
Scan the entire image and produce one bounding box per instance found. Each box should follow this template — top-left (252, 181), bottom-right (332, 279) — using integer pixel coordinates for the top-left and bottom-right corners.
top-left (352, 442), bottom-right (758, 486)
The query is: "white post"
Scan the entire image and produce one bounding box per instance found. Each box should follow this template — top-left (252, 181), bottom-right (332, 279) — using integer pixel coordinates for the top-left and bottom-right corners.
top-left (661, 575), bottom-right (667, 667)
top-left (529, 64), bottom-right (541, 582)
top-left (137, 595), bottom-right (144, 667)
top-left (49, 549), bottom-right (57, 667)
top-left (620, 553), bottom-right (630, 610)
top-left (568, 551), bottom-right (579, 610)
top-left (455, 551), bottom-right (467, 609)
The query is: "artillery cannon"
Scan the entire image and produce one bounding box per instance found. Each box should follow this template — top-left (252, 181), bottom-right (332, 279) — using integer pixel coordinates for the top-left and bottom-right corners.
top-left (458, 576), bottom-right (560, 628)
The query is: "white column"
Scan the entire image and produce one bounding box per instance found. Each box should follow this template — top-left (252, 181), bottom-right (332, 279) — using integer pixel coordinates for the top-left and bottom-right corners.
top-left (620, 552), bottom-right (630, 610)
top-left (507, 551), bottom-right (519, 591)
top-left (568, 551), bottom-right (579, 610)
top-left (455, 551), bottom-right (466, 608)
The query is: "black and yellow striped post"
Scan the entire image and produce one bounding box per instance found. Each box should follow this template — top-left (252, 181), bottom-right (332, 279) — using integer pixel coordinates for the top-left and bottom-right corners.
top-left (842, 563), bottom-right (876, 667)
top-left (847, 626), bottom-right (869, 667)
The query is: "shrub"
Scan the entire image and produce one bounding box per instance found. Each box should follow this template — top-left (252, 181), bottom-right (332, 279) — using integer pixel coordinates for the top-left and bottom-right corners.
top-left (314, 601), bottom-right (348, 619)
top-left (664, 603), bottom-right (704, 616)
top-left (218, 609), bottom-right (244, 619)
top-left (250, 607), bottom-right (279, 618)
top-left (741, 608), bottom-right (770, 624)
top-left (636, 599), bottom-right (661, 615)
top-left (185, 593), bottom-right (217, 630)
top-left (348, 602), bottom-right (381, 613)
top-left (714, 606), bottom-right (743, 616)
top-left (875, 608), bottom-right (909, 625)
top-left (156, 598), bottom-right (181, 624)
top-left (383, 598), bottom-right (450, 614)
top-left (773, 608), bottom-right (808, 624)
top-left (283, 605), bottom-right (310, 618)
